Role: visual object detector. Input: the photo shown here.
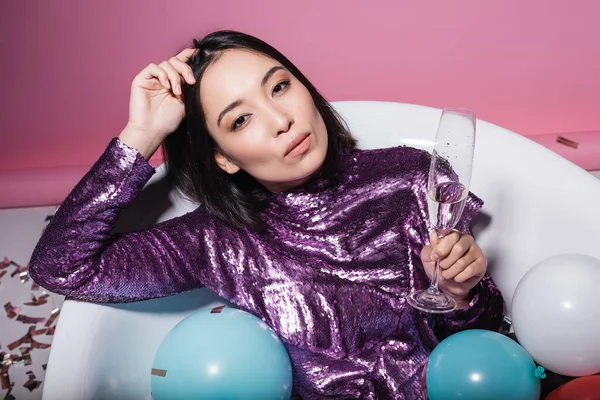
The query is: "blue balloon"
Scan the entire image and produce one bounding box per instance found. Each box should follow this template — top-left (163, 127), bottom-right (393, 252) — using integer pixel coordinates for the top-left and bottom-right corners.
top-left (426, 329), bottom-right (542, 400)
top-left (151, 306), bottom-right (293, 399)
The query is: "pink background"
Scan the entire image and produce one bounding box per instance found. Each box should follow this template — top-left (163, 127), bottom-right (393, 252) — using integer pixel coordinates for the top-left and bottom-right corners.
top-left (1, 0), bottom-right (599, 207)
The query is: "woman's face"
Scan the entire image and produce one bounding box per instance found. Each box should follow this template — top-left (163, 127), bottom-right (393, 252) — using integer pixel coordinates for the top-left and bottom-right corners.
top-left (200, 49), bottom-right (328, 192)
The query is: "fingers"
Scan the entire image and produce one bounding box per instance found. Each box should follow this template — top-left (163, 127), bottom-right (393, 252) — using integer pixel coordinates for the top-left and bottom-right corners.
top-left (428, 231), bottom-right (440, 247)
top-left (139, 63), bottom-right (171, 89)
top-left (419, 244), bottom-right (436, 281)
top-left (437, 234), bottom-right (473, 269)
top-left (441, 245), bottom-right (478, 280)
top-left (174, 48), bottom-right (197, 63)
top-left (160, 56), bottom-right (197, 95)
top-left (427, 231), bottom-right (487, 281)
top-left (169, 56), bottom-right (196, 84)
top-left (159, 61), bottom-right (183, 95)
top-left (421, 243), bottom-right (434, 262)
top-left (136, 52), bottom-right (197, 95)
top-left (429, 231), bottom-right (462, 262)
top-left (453, 258), bottom-right (486, 283)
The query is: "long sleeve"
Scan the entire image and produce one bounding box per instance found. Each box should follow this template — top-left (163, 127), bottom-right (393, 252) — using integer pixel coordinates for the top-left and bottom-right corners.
top-left (29, 138), bottom-right (244, 304)
top-left (410, 150), bottom-right (505, 339)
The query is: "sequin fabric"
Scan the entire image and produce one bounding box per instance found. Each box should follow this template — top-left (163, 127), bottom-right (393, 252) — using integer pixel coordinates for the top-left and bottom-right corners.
top-left (29, 138), bottom-right (504, 399)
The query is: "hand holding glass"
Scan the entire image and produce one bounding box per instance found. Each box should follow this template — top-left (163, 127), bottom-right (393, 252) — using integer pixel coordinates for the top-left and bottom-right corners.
top-left (407, 107), bottom-right (476, 313)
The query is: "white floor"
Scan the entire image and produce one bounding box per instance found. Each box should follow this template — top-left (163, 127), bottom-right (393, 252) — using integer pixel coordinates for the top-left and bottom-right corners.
top-left (0, 206), bottom-right (64, 400)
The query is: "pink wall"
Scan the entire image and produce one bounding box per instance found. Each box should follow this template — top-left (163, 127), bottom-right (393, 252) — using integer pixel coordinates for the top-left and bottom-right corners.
top-left (1, 0), bottom-right (599, 207)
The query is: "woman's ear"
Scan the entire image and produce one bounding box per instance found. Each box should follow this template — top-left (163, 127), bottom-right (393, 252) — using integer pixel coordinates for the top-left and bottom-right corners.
top-left (214, 151), bottom-right (241, 174)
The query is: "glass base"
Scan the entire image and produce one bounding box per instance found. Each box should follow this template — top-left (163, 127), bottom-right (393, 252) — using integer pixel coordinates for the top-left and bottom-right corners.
top-left (407, 288), bottom-right (457, 314)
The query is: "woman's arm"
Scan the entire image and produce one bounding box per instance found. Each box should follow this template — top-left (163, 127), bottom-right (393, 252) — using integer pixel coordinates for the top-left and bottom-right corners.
top-left (29, 138), bottom-right (243, 303)
top-left (29, 48), bottom-right (246, 303)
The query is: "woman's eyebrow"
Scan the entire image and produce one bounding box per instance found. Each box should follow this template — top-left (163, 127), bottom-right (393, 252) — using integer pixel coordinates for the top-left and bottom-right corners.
top-left (217, 66), bottom-right (285, 127)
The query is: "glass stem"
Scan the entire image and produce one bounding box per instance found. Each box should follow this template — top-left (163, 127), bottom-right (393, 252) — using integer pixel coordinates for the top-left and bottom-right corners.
top-left (427, 232), bottom-right (444, 294)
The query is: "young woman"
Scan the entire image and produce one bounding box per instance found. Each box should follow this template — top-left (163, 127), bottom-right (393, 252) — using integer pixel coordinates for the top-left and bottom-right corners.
top-left (30, 30), bottom-right (504, 399)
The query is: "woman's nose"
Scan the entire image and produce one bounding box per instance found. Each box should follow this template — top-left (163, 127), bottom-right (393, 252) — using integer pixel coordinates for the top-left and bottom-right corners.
top-left (269, 107), bottom-right (294, 137)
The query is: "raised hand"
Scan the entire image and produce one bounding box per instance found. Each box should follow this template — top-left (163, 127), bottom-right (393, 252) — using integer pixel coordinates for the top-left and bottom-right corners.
top-left (119, 48), bottom-right (197, 159)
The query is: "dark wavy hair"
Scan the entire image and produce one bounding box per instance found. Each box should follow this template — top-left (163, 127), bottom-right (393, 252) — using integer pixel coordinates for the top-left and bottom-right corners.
top-left (162, 30), bottom-right (356, 231)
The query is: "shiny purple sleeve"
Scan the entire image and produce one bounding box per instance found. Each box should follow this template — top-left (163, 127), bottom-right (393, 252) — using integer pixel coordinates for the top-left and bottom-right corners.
top-left (411, 150), bottom-right (505, 339)
top-left (29, 138), bottom-right (237, 304)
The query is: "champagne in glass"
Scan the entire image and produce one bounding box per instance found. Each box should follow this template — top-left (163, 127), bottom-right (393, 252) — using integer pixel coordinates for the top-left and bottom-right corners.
top-left (407, 107), bottom-right (476, 313)
top-left (428, 181), bottom-right (468, 236)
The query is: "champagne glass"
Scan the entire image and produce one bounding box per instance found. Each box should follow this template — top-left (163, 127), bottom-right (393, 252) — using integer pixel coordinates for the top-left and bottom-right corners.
top-left (407, 107), bottom-right (476, 313)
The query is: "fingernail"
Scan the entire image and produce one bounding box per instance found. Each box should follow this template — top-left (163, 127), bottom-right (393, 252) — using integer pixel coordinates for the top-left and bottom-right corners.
top-left (175, 84), bottom-right (181, 95)
top-left (187, 73), bottom-right (196, 83)
top-left (431, 253), bottom-right (439, 261)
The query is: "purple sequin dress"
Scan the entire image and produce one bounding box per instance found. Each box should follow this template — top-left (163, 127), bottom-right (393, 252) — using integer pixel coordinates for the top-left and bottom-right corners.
top-left (30, 138), bottom-right (504, 399)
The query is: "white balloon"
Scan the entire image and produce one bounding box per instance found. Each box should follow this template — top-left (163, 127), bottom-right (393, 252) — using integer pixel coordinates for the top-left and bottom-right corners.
top-left (511, 253), bottom-right (600, 376)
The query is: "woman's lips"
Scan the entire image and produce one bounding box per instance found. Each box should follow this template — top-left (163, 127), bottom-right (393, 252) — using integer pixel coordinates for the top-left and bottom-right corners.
top-left (285, 133), bottom-right (312, 158)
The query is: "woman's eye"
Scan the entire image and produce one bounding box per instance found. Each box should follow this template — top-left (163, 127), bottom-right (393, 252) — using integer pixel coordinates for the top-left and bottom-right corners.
top-left (272, 80), bottom-right (290, 96)
top-left (232, 115), bottom-right (248, 130)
